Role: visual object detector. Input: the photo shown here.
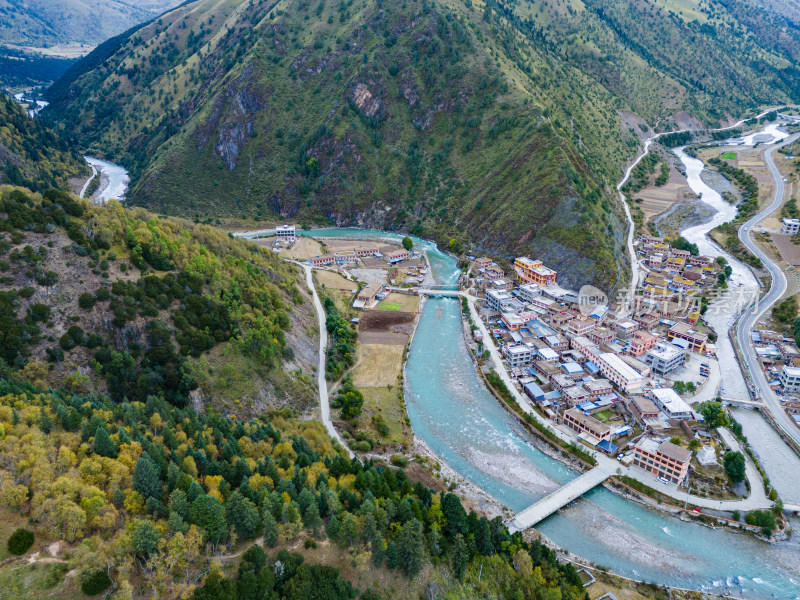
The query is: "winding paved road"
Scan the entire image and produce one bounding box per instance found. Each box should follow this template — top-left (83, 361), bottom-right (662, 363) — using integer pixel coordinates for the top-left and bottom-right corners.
top-left (615, 107), bottom-right (792, 316)
top-left (300, 263), bottom-right (354, 458)
top-left (734, 134), bottom-right (800, 448)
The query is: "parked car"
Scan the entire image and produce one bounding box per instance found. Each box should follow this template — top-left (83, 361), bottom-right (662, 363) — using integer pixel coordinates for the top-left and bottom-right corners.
top-left (658, 477), bottom-right (670, 485)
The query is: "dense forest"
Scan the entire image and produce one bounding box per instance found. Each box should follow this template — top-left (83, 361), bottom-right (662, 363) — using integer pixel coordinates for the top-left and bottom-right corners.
top-left (0, 374), bottom-right (588, 599)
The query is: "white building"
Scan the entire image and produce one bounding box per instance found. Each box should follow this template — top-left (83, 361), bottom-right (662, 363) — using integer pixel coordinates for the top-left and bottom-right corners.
top-left (515, 283), bottom-right (541, 303)
top-left (651, 388), bottom-right (693, 420)
top-left (276, 224), bottom-right (296, 243)
top-left (779, 365), bottom-right (800, 393)
top-left (644, 342), bottom-right (685, 375)
top-left (598, 352), bottom-right (643, 393)
top-left (781, 218), bottom-right (800, 235)
top-left (486, 289), bottom-right (524, 314)
top-left (504, 345), bottom-right (534, 367)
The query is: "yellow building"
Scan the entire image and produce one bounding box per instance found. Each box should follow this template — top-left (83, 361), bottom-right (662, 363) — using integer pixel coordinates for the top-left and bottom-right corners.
top-left (513, 257), bottom-right (557, 285)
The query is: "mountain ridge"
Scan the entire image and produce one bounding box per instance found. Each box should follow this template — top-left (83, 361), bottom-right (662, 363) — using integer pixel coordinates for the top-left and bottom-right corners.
top-left (43, 0), bottom-right (800, 290)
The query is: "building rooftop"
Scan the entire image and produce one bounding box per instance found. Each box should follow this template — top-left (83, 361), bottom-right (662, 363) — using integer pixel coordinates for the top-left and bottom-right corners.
top-left (647, 342), bottom-right (684, 361)
top-left (538, 347), bottom-right (559, 361)
top-left (651, 388), bottom-right (692, 415)
top-left (584, 379), bottom-right (612, 392)
top-left (669, 322), bottom-right (708, 340)
top-left (562, 361), bottom-right (583, 374)
top-left (631, 395), bottom-right (658, 414)
top-left (506, 345), bottom-right (532, 356)
top-left (502, 312), bottom-right (525, 326)
top-left (782, 365), bottom-right (800, 377)
top-left (487, 289), bottom-right (513, 301)
top-left (565, 408), bottom-right (611, 434)
top-left (600, 353), bottom-right (643, 382)
top-left (656, 440), bottom-right (692, 463)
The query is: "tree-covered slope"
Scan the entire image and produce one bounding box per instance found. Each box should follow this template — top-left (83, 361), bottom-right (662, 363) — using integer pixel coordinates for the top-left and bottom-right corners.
top-left (0, 374), bottom-right (589, 600)
top-left (497, 0), bottom-right (800, 125)
top-left (0, 185), bottom-right (318, 414)
top-left (0, 94), bottom-right (86, 191)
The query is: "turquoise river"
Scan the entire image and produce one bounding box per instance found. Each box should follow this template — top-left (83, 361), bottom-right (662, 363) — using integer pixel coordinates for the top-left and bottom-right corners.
top-left (299, 228), bottom-right (800, 599)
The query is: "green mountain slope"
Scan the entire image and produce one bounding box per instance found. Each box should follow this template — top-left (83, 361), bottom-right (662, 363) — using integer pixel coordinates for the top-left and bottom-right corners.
top-left (0, 94), bottom-right (86, 191)
top-left (43, 0), bottom-right (800, 289)
top-left (497, 0), bottom-right (800, 124)
top-left (0, 0), bottom-right (184, 46)
top-left (0, 185), bottom-right (318, 414)
top-left (46, 0), bottom-right (632, 289)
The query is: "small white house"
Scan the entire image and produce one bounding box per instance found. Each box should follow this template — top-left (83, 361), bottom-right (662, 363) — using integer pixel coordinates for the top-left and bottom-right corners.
top-left (781, 218), bottom-right (800, 236)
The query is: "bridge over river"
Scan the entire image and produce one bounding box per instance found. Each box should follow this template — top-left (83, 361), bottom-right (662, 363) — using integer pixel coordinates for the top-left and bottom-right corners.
top-left (508, 466), bottom-right (612, 532)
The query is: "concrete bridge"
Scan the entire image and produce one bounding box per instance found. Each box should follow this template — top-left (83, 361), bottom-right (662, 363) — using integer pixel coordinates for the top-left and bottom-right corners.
top-left (508, 467), bottom-right (611, 532)
top-left (418, 288), bottom-right (463, 297)
top-left (719, 397), bottom-right (765, 408)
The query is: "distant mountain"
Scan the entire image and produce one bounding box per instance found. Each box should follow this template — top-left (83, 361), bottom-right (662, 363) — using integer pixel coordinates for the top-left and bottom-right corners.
top-left (0, 93), bottom-right (86, 190)
top-left (44, 0), bottom-right (800, 289)
top-left (0, 0), bottom-right (185, 47)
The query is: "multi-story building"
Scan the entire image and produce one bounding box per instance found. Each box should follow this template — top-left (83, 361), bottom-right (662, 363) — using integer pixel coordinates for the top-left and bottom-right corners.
top-left (545, 335), bottom-right (569, 352)
top-left (563, 385), bottom-right (590, 405)
top-left (782, 218), bottom-right (800, 235)
top-left (275, 224), bottom-right (296, 243)
top-left (484, 265), bottom-right (505, 280)
top-left (667, 323), bottom-right (708, 353)
top-left (502, 312), bottom-right (525, 331)
top-left (551, 374), bottom-right (574, 391)
top-left (474, 257), bottom-right (493, 269)
top-left (598, 352), bottom-right (644, 393)
top-left (486, 289), bottom-right (516, 313)
top-left (615, 319), bottom-right (639, 340)
top-left (504, 345), bottom-right (534, 368)
top-left (488, 278), bottom-right (513, 292)
top-left (629, 331), bottom-right (657, 357)
top-left (584, 378), bottom-right (613, 398)
top-left (590, 327), bottom-right (614, 346)
top-left (515, 283), bottom-right (542, 303)
top-left (563, 408), bottom-right (611, 442)
top-left (644, 342), bottom-right (685, 375)
top-left (514, 257), bottom-right (557, 286)
top-left (650, 388), bottom-right (693, 420)
top-left (779, 365), bottom-right (800, 393)
top-left (568, 317), bottom-right (596, 337)
top-left (632, 437), bottom-right (691, 483)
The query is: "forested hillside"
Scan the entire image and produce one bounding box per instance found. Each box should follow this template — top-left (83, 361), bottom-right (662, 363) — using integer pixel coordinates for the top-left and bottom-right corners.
top-left (0, 185), bottom-right (317, 414)
top-left (0, 95), bottom-right (86, 191)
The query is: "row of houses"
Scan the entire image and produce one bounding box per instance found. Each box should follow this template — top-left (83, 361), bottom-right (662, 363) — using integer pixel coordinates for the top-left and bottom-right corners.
top-left (310, 246), bottom-right (413, 267)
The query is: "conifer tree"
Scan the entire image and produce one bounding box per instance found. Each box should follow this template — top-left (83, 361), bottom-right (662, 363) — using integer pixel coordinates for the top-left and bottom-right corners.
top-left (262, 509), bottom-right (278, 547)
top-left (93, 426), bottom-right (117, 458)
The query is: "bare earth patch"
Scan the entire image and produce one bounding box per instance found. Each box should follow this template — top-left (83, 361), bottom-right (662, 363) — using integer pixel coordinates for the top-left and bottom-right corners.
top-left (280, 237), bottom-right (323, 260)
top-left (354, 344), bottom-right (405, 388)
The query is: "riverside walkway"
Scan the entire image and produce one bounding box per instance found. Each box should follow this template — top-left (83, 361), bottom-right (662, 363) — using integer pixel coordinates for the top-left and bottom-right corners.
top-left (508, 467), bottom-right (612, 532)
